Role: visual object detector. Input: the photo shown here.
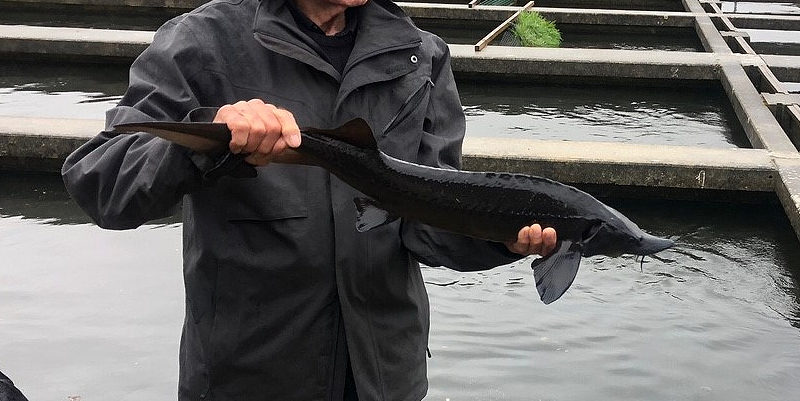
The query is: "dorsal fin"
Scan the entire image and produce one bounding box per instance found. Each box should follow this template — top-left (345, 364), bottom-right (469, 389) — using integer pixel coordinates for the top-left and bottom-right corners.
top-left (302, 118), bottom-right (377, 149)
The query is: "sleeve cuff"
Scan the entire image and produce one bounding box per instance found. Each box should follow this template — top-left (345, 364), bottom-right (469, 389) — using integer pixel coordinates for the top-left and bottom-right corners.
top-left (181, 107), bottom-right (258, 184)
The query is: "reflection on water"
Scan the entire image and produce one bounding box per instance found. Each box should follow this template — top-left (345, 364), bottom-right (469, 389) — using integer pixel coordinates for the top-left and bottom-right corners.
top-left (0, 10), bottom-right (174, 31)
top-left (721, 2), bottom-right (800, 14)
top-left (459, 81), bottom-right (750, 148)
top-left (0, 62), bottom-right (748, 149)
top-left (1, 174), bottom-right (799, 400)
top-left (417, 23), bottom-right (702, 51)
top-left (558, 31), bottom-right (701, 51)
top-left (555, 25), bottom-right (702, 52)
top-left (425, 199), bottom-right (800, 400)
top-left (0, 61), bottom-right (127, 119)
top-left (742, 29), bottom-right (800, 43)
top-left (0, 174), bottom-right (182, 400)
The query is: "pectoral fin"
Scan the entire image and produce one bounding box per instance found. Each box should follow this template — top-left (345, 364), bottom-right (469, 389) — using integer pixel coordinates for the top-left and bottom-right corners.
top-left (354, 197), bottom-right (397, 232)
top-left (531, 240), bottom-right (583, 304)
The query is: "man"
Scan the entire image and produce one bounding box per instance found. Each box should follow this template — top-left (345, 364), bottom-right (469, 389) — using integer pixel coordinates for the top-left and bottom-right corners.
top-left (62, 0), bottom-right (556, 399)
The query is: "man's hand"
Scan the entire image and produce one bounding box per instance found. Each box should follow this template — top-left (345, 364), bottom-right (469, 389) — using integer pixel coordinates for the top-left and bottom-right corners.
top-left (214, 99), bottom-right (301, 166)
top-left (505, 224), bottom-right (557, 256)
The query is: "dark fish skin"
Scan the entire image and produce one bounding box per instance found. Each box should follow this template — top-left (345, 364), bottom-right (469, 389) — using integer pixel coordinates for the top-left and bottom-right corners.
top-left (0, 370), bottom-right (28, 401)
top-left (301, 129), bottom-right (595, 243)
top-left (113, 119), bottom-right (675, 303)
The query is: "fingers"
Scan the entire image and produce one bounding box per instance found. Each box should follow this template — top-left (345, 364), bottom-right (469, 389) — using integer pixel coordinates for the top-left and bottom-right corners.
top-left (273, 108), bottom-right (302, 148)
top-left (505, 224), bottom-right (558, 256)
top-left (541, 227), bottom-right (557, 255)
top-left (213, 99), bottom-right (300, 166)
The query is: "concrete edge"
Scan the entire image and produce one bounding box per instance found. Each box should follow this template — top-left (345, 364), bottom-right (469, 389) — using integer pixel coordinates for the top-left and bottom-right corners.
top-left (450, 44), bottom-right (720, 79)
top-left (0, 116), bottom-right (777, 192)
top-left (719, 61), bottom-right (797, 152)
top-left (774, 157), bottom-right (800, 242)
top-left (684, 0), bottom-right (733, 54)
top-left (462, 136), bottom-right (775, 191)
top-left (762, 54), bottom-right (800, 82)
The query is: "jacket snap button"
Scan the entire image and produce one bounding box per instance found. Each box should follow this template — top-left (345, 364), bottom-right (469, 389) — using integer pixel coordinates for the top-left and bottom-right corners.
top-left (410, 55), bottom-right (418, 64)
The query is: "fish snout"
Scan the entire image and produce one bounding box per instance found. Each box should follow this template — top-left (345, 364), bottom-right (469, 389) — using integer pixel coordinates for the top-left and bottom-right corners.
top-left (636, 233), bottom-right (675, 255)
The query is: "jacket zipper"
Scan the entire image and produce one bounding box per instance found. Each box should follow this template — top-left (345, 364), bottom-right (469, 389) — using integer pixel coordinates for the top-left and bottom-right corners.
top-left (382, 77), bottom-right (434, 135)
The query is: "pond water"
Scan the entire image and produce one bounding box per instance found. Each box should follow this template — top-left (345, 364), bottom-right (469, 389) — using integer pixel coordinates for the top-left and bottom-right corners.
top-left (415, 22), bottom-right (702, 51)
top-left (0, 62), bottom-right (748, 148)
top-left (556, 28), bottom-right (702, 51)
top-left (721, 1), bottom-right (800, 15)
top-left (0, 62), bottom-right (126, 119)
top-left (0, 10), bottom-right (174, 31)
top-left (743, 28), bottom-right (800, 44)
top-left (1, 174), bottom-right (799, 400)
top-left (458, 80), bottom-right (750, 148)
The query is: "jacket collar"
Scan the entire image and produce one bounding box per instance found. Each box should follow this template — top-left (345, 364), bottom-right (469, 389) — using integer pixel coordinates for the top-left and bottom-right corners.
top-left (253, 0), bottom-right (421, 81)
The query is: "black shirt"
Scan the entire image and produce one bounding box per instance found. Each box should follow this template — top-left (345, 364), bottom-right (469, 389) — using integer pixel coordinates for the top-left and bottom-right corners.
top-left (286, 0), bottom-right (358, 74)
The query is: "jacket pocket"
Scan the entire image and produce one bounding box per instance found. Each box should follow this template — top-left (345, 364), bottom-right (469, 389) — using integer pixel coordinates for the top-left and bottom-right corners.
top-left (382, 77), bottom-right (434, 136)
top-left (222, 164), bottom-right (309, 222)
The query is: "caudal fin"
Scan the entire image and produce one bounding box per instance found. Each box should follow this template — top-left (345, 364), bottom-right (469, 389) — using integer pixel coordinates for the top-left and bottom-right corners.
top-left (531, 240), bottom-right (583, 304)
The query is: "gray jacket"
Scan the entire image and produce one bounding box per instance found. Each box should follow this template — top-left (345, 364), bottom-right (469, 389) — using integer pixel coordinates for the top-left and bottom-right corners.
top-left (62, 0), bottom-right (519, 399)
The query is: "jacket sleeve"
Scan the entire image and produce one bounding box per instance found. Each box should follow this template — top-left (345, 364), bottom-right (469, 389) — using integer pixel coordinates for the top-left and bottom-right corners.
top-left (61, 20), bottom-right (220, 230)
top-left (400, 39), bottom-right (522, 271)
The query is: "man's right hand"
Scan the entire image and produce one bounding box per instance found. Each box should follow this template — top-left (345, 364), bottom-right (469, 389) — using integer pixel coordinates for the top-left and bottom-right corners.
top-left (213, 99), bottom-right (302, 166)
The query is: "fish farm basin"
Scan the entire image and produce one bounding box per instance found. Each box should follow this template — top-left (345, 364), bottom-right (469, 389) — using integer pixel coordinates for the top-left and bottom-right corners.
top-left (416, 20), bottom-right (704, 51)
top-left (2, 0), bottom-right (800, 399)
top-left (0, 60), bottom-right (748, 148)
top-left (459, 79), bottom-right (747, 147)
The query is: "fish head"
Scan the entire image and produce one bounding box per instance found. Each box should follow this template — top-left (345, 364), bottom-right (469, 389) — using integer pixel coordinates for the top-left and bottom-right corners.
top-left (581, 213), bottom-right (674, 257)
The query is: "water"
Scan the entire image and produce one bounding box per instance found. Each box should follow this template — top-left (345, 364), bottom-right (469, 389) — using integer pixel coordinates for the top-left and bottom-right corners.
top-left (0, 10), bottom-right (173, 31)
top-left (1, 174), bottom-right (799, 400)
top-left (416, 22), bottom-right (702, 51)
top-left (743, 29), bottom-right (800, 43)
top-left (0, 174), bottom-right (183, 400)
top-left (0, 62), bottom-right (747, 148)
top-left (721, 2), bottom-right (800, 15)
top-left (0, 61), bottom-right (127, 119)
top-left (557, 29), bottom-right (701, 51)
top-left (425, 200), bottom-right (800, 400)
top-left (459, 81), bottom-right (750, 148)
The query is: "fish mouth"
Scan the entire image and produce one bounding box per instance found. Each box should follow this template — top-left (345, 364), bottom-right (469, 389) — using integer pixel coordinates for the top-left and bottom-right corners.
top-left (637, 233), bottom-right (675, 255)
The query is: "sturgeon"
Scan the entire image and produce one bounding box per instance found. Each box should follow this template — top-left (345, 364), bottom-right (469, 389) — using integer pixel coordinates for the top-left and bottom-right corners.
top-left (113, 118), bottom-right (674, 304)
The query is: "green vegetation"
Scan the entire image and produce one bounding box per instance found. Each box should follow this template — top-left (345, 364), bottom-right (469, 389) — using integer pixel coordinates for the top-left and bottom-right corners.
top-left (512, 11), bottom-right (562, 48)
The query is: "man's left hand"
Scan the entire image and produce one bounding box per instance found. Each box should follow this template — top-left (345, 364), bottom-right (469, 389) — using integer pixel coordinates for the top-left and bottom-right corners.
top-left (505, 224), bottom-right (557, 256)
